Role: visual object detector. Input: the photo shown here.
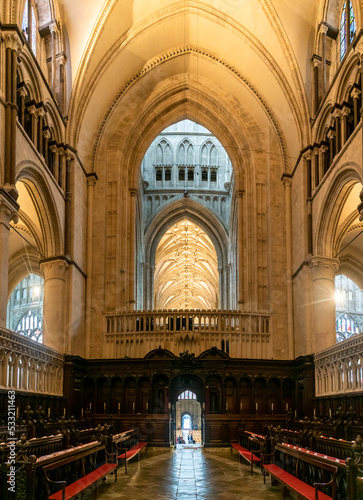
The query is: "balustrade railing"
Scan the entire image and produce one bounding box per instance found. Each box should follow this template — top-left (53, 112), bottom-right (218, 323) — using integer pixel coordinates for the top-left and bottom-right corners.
top-left (314, 333), bottom-right (363, 396)
top-left (104, 310), bottom-right (271, 359)
top-left (0, 327), bottom-right (64, 396)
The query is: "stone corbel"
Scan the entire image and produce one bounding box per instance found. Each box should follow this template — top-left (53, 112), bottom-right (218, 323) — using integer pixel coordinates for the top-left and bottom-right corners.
top-left (0, 189), bottom-right (19, 227)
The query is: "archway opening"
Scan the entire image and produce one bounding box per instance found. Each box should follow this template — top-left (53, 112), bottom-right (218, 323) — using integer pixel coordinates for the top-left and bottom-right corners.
top-left (335, 274), bottom-right (363, 342)
top-left (154, 220), bottom-right (219, 310)
top-left (176, 390), bottom-right (201, 446)
top-left (138, 118), bottom-right (235, 311)
top-left (7, 274), bottom-right (44, 343)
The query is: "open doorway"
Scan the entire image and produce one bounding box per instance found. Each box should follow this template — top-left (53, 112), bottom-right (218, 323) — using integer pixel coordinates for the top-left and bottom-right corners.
top-left (176, 390), bottom-right (202, 447)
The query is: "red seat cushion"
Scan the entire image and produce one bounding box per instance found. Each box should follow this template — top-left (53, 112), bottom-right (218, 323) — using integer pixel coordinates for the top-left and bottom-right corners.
top-left (239, 451), bottom-right (261, 463)
top-left (49, 463), bottom-right (116, 500)
top-left (118, 442), bottom-right (147, 460)
top-left (263, 464), bottom-right (332, 500)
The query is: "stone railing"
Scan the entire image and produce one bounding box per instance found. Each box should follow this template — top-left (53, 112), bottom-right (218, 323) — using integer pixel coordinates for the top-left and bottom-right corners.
top-left (0, 327), bottom-right (64, 396)
top-left (104, 310), bottom-right (271, 359)
top-left (314, 333), bottom-right (363, 396)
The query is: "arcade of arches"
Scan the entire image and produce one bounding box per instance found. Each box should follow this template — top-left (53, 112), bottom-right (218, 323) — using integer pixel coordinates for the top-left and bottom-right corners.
top-left (1, 0), bottom-right (363, 453)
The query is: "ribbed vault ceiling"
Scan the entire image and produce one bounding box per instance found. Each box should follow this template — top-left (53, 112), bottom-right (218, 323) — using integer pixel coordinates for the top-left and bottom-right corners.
top-left (154, 220), bottom-right (219, 310)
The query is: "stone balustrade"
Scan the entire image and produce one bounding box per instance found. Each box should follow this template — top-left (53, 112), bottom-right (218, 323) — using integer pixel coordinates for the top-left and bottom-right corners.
top-left (0, 327), bottom-right (64, 395)
top-left (314, 332), bottom-right (363, 396)
top-left (104, 310), bottom-right (271, 358)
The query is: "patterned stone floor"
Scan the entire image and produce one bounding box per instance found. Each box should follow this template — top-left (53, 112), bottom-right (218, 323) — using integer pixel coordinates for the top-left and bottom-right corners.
top-left (96, 447), bottom-right (282, 500)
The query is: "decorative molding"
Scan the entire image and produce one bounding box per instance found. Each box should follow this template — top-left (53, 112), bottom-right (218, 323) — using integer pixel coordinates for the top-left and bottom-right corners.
top-left (90, 44), bottom-right (289, 174)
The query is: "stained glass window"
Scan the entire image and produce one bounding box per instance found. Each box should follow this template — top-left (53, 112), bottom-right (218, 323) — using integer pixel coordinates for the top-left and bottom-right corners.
top-left (31, 6), bottom-right (37, 55)
top-left (349, 1), bottom-right (356, 43)
top-left (178, 390), bottom-right (197, 400)
top-left (22, 0), bottom-right (29, 39)
top-left (340, 1), bottom-right (356, 61)
top-left (21, 0), bottom-right (37, 55)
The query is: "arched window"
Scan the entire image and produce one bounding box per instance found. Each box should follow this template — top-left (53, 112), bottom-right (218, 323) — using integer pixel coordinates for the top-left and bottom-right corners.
top-left (178, 390), bottom-right (197, 400)
top-left (22, 0), bottom-right (38, 56)
top-left (340, 1), bottom-right (356, 61)
top-left (7, 274), bottom-right (44, 343)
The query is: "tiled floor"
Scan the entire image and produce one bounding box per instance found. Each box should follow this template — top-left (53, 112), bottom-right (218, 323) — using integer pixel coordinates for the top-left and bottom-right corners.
top-left (96, 447), bottom-right (282, 500)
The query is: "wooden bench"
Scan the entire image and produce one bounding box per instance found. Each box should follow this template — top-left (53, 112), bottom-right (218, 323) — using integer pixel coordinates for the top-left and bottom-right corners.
top-left (41, 441), bottom-right (117, 500)
top-left (262, 443), bottom-right (338, 499)
top-left (116, 441), bottom-right (147, 474)
top-left (230, 442), bottom-right (261, 476)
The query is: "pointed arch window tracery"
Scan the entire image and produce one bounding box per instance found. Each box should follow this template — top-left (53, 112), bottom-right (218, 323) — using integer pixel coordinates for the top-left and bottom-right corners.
top-left (22, 0), bottom-right (38, 56)
top-left (340, 1), bottom-right (356, 61)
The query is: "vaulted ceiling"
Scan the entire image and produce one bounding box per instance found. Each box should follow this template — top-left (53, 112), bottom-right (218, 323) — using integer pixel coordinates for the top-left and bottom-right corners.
top-left (154, 220), bottom-right (219, 309)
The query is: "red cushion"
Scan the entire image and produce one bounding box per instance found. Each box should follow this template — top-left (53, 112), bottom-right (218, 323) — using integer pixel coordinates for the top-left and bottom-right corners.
top-left (263, 464), bottom-right (332, 500)
top-left (239, 451), bottom-right (261, 463)
top-left (49, 463), bottom-right (116, 500)
top-left (118, 442), bottom-right (147, 460)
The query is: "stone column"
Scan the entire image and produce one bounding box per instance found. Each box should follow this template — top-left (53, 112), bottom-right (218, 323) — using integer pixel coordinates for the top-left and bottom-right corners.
top-left (128, 189), bottom-right (137, 311)
top-left (85, 173), bottom-right (98, 358)
top-left (36, 105), bottom-right (46, 156)
top-left (327, 130), bottom-right (335, 165)
top-left (50, 23), bottom-right (58, 93)
top-left (58, 148), bottom-right (66, 190)
top-left (313, 147), bottom-right (320, 189)
top-left (309, 256), bottom-right (339, 352)
top-left (320, 145), bottom-right (328, 179)
top-left (3, 33), bottom-right (22, 192)
top-left (64, 149), bottom-right (75, 257)
top-left (27, 103), bottom-right (37, 148)
top-left (282, 175), bottom-right (294, 359)
top-left (332, 109), bottom-right (342, 155)
top-left (303, 152), bottom-right (313, 254)
top-left (49, 144), bottom-right (59, 179)
top-left (0, 190), bottom-right (19, 327)
top-left (351, 88), bottom-right (361, 129)
top-left (43, 128), bottom-right (51, 166)
top-left (320, 24), bottom-right (328, 93)
top-left (313, 59), bottom-right (319, 114)
top-left (40, 258), bottom-right (69, 353)
top-left (17, 84), bottom-right (27, 127)
top-left (341, 106), bottom-right (351, 144)
top-left (236, 190), bottom-right (244, 310)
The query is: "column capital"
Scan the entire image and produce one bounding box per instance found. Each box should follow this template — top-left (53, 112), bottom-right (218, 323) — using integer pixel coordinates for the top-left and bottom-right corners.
top-left (319, 24), bottom-right (329, 35)
top-left (87, 174), bottom-right (98, 188)
top-left (49, 22), bottom-right (59, 35)
top-left (351, 87), bottom-right (361, 100)
top-left (281, 174), bottom-right (292, 188)
top-left (308, 256), bottom-right (339, 280)
top-left (320, 144), bottom-right (329, 154)
top-left (43, 128), bottom-right (51, 139)
top-left (17, 85), bottom-right (28, 98)
top-left (35, 106), bottom-right (46, 118)
top-left (327, 130), bottom-right (335, 141)
top-left (332, 108), bottom-right (342, 120)
top-left (129, 188), bottom-right (138, 197)
top-left (0, 189), bottom-right (19, 226)
top-left (303, 150), bottom-right (312, 161)
top-left (235, 189), bottom-right (244, 198)
top-left (358, 188), bottom-right (363, 222)
top-left (49, 144), bottom-right (59, 154)
top-left (341, 106), bottom-right (351, 117)
top-left (40, 257), bottom-right (69, 280)
top-left (3, 32), bottom-right (23, 52)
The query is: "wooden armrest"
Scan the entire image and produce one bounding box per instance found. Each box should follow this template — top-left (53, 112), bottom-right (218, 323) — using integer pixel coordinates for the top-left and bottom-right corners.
top-left (105, 450), bottom-right (117, 463)
top-left (43, 471), bottom-right (66, 500)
